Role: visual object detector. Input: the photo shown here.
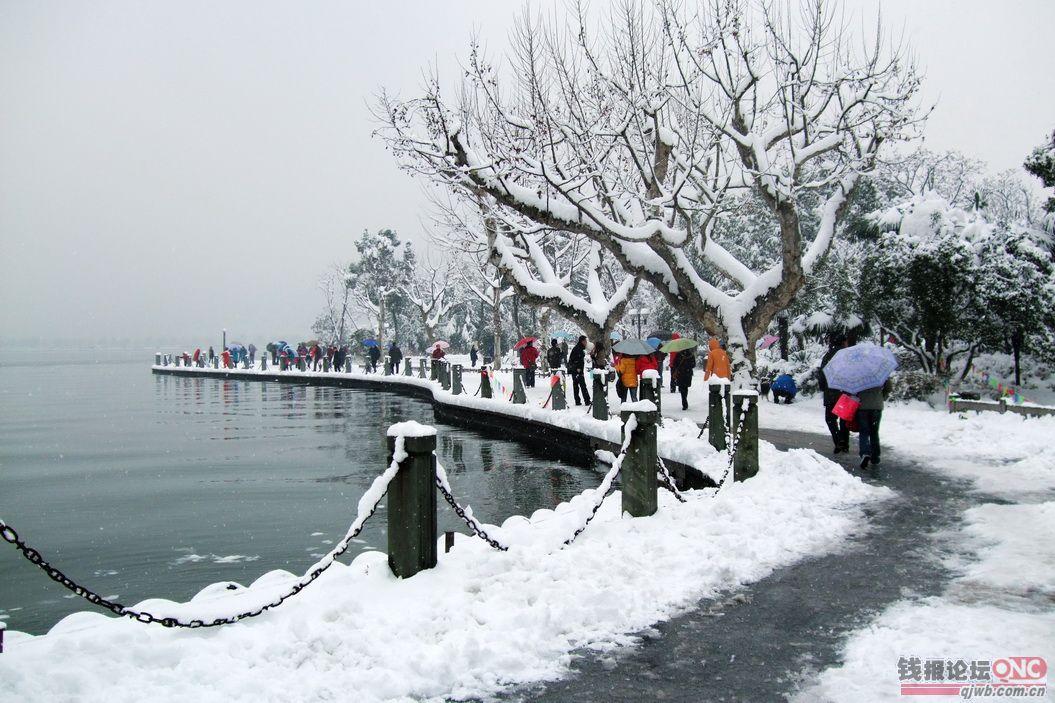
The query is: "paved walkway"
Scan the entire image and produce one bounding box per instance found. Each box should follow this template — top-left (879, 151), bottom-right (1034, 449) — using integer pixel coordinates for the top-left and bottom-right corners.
top-left (493, 429), bottom-right (980, 703)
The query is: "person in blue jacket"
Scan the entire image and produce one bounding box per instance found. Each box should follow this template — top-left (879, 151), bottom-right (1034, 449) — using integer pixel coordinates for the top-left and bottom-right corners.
top-left (771, 374), bottom-right (798, 403)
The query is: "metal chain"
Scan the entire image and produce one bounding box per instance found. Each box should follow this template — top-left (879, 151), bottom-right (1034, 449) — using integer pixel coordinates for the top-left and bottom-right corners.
top-left (708, 410), bottom-right (747, 498)
top-left (435, 478), bottom-right (510, 551)
top-left (0, 487), bottom-right (388, 628)
top-left (656, 456), bottom-right (686, 503)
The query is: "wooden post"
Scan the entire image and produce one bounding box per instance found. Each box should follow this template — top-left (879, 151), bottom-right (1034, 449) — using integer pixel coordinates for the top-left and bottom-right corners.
top-left (155, 353), bottom-right (162, 366)
top-left (480, 367), bottom-right (493, 398)
top-left (440, 361), bottom-right (451, 391)
top-left (452, 364), bottom-right (463, 395)
top-left (512, 368), bottom-right (527, 404)
top-left (280, 357), bottom-right (288, 371)
top-left (261, 356), bottom-right (267, 371)
top-left (639, 373), bottom-right (662, 419)
top-left (213, 357), bottom-right (220, 369)
top-left (386, 425), bottom-right (438, 578)
top-left (592, 370), bottom-right (608, 420)
top-left (732, 390), bottom-right (759, 482)
top-left (404, 358), bottom-right (412, 376)
top-left (708, 383), bottom-right (727, 451)
top-left (551, 372), bottom-right (567, 410)
top-left (418, 358), bottom-right (427, 379)
top-left (620, 406), bottom-right (658, 517)
top-left (430, 359), bottom-right (439, 381)
top-left (344, 357), bottom-right (351, 373)
top-left (323, 357), bottom-right (331, 372)
top-left (384, 355), bottom-right (392, 376)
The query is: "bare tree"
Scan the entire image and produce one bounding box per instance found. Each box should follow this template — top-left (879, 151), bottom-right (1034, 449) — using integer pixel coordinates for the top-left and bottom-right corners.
top-left (312, 263), bottom-right (357, 343)
top-left (377, 0), bottom-right (922, 383)
top-left (403, 256), bottom-right (458, 342)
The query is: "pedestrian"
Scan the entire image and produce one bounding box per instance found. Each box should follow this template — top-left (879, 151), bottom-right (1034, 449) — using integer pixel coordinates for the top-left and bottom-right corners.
top-left (567, 335), bottom-right (591, 406)
top-left (431, 345), bottom-right (446, 361)
top-left (519, 341), bottom-right (540, 388)
top-left (221, 348), bottom-right (231, 369)
top-left (637, 351), bottom-right (660, 389)
top-left (192, 348), bottom-right (201, 366)
top-left (771, 373), bottom-right (798, 403)
top-left (818, 334), bottom-right (851, 454)
top-left (703, 337), bottom-right (731, 381)
top-left (546, 339), bottom-right (564, 371)
top-left (470, 345), bottom-right (479, 368)
top-left (389, 342), bottom-right (403, 373)
top-left (368, 344), bottom-right (381, 373)
top-left (668, 332), bottom-right (682, 392)
top-left (560, 339), bottom-right (569, 366)
top-left (615, 353), bottom-right (639, 402)
top-left (856, 376), bottom-right (892, 469)
top-left (333, 344), bottom-right (344, 372)
top-left (672, 348), bottom-right (696, 410)
top-left (248, 343), bottom-right (256, 365)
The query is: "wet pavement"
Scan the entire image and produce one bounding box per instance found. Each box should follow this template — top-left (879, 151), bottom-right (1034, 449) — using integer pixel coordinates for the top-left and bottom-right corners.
top-left (493, 429), bottom-right (981, 703)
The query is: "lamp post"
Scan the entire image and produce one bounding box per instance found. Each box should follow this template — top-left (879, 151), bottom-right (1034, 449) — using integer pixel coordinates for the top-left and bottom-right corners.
top-left (223, 328), bottom-right (226, 350)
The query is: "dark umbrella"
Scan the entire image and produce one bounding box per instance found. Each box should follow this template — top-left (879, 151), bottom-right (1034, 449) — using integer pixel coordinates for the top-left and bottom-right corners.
top-left (612, 339), bottom-right (657, 356)
top-left (648, 330), bottom-right (674, 341)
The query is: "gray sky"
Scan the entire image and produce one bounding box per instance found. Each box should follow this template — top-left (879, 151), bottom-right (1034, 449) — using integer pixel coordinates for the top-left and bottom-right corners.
top-left (1, 0), bottom-right (1052, 346)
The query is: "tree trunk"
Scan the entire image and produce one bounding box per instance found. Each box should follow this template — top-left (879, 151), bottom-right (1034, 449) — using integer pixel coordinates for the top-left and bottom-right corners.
top-left (778, 316), bottom-right (789, 361)
top-left (377, 297), bottom-right (386, 349)
top-left (491, 289), bottom-right (503, 370)
top-left (1012, 328), bottom-right (1024, 386)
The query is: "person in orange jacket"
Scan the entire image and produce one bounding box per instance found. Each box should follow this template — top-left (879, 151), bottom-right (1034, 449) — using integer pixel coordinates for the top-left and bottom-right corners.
top-left (615, 353), bottom-right (639, 402)
top-left (703, 337), bottom-right (731, 381)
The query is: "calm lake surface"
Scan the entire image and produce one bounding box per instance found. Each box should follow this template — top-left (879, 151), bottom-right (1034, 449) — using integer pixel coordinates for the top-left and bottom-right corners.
top-left (0, 351), bottom-right (600, 635)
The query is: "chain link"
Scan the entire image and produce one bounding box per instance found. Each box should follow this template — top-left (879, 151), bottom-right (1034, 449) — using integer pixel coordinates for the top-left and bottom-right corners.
top-left (0, 485), bottom-right (388, 628)
top-left (435, 477), bottom-right (510, 551)
top-left (656, 456), bottom-right (686, 503)
top-left (707, 409), bottom-right (747, 498)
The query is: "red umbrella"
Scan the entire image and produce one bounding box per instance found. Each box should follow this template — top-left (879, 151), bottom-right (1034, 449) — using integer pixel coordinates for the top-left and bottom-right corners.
top-left (513, 336), bottom-right (538, 350)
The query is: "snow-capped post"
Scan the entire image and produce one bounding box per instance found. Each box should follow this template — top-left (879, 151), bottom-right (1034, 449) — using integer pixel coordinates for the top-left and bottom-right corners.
top-left (732, 391), bottom-right (760, 481)
top-left (155, 353), bottom-right (161, 366)
top-left (480, 367), bottom-right (493, 398)
top-left (591, 370), bottom-right (608, 421)
top-left (452, 364), bottom-right (463, 396)
top-left (440, 362), bottom-right (451, 391)
top-left (344, 357), bottom-right (351, 373)
top-left (620, 404), bottom-right (658, 517)
top-left (639, 371), bottom-right (661, 419)
top-left (212, 357), bottom-right (219, 369)
top-left (403, 358), bottom-right (411, 376)
top-left (280, 356), bottom-right (288, 371)
top-left (260, 355), bottom-right (267, 371)
top-left (708, 384), bottom-right (728, 451)
top-left (430, 359), bottom-right (439, 382)
top-left (512, 368), bottom-right (527, 404)
top-left (383, 355), bottom-right (391, 376)
top-left (551, 373), bottom-right (566, 410)
top-left (386, 422), bottom-right (438, 578)
top-left (418, 358), bottom-right (426, 379)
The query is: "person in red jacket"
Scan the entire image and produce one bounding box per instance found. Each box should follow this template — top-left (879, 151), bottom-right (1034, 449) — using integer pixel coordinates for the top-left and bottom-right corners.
top-left (636, 351), bottom-right (659, 381)
top-left (221, 349), bottom-right (231, 369)
top-left (519, 341), bottom-right (540, 387)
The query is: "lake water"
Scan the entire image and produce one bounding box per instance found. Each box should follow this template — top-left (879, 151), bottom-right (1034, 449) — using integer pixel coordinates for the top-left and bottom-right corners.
top-left (0, 351), bottom-right (600, 635)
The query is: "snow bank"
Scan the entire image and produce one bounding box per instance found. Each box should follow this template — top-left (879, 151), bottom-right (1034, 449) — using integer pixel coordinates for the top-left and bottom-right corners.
top-left (0, 445), bottom-right (887, 703)
top-left (794, 501), bottom-right (1055, 703)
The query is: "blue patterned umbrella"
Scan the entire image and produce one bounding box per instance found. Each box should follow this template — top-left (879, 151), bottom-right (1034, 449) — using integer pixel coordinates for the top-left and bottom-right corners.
top-left (822, 343), bottom-right (898, 394)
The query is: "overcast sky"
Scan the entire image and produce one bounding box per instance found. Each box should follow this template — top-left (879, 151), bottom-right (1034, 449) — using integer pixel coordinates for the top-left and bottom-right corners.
top-left (1, 0), bottom-right (1052, 346)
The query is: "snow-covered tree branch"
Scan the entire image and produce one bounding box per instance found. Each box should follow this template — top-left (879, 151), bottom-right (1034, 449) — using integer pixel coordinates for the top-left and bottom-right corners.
top-left (377, 0), bottom-right (923, 383)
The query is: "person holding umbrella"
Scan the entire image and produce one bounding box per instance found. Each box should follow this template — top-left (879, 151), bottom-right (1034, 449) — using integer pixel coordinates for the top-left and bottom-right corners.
top-left (822, 341), bottom-right (898, 469)
top-left (660, 337), bottom-right (698, 410)
top-left (368, 343), bottom-right (381, 373)
top-left (818, 334), bottom-right (851, 453)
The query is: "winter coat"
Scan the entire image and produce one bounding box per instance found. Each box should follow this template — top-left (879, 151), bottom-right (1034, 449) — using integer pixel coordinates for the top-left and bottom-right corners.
top-left (568, 343), bottom-right (587, 373)
top-left (772, 374), bottom-right (798, 395)
top-left (673, 351), bottom-right (696, 387)
top-left (667, 332), bottom-right (681, 369)
top-left (636, 354), bottom-right (659, 375)
top-left (703, 338), bottom-right (731, 381)
top-left (369, 346), bottom-right (381, 362)
top-left (520, 345), bottom-right (539, 367)
top-left (616, 355), bottom-right (639, 388)
top-left (546, 344), bottom-right (564, 369)
top-left (857, 380), bottom-right (892, 411)
top-left (431, 347), bottom-right (446, 360)
top-left (389, 346), bottom-right (403, 368)
top-left (818, 345), bottom-right (843, 404)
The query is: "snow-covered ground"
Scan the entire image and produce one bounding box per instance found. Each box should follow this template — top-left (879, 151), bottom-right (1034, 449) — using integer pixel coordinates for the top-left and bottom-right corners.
top-left (2, 360), bottom-right (1050, 702)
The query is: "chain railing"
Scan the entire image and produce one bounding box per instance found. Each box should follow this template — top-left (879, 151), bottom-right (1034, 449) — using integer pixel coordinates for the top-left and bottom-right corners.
top-left (656, 456), bottom-right (686, 503)
top-left (435, 464), bottom-right (510, 552)
top-left (0, 444), bottom-right (404, 629)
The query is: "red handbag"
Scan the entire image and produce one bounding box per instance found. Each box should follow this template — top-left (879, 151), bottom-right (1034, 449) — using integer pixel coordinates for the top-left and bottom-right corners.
top-left (832, 393), bottom-right (860, 422)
